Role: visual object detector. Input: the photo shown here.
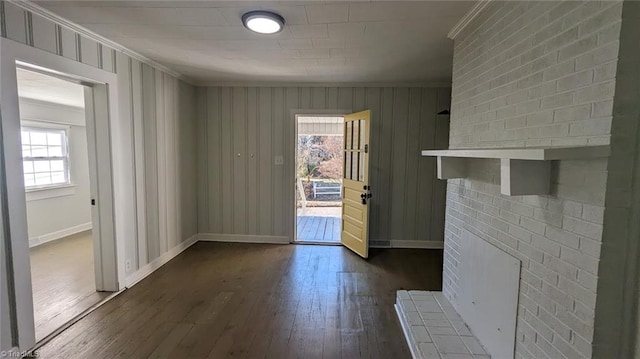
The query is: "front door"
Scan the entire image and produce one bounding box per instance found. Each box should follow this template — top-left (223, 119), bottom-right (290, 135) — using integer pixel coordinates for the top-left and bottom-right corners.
top-left (341, 110), bottom-right (371, 258)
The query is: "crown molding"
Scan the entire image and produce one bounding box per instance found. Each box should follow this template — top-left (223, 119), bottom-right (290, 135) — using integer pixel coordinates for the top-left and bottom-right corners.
top-left (195, 81), bottom-right (453, 88)
top-left (9, 0), bottom-right (193, 83)
top-left (448, 0), bottom-right (492, 40)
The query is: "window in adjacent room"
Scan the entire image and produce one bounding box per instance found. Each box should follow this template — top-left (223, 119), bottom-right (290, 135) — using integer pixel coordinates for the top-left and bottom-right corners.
top-left (21, 124), bottom-right (70, 189)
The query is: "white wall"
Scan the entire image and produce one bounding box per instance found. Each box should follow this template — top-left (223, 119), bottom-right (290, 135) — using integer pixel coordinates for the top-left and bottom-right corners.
top-left (445, 2), bottom-right (622, 359)
top-left (18, 98), bottom-right (92, 247)
top-left (196, 86), bottom-right (450, 247)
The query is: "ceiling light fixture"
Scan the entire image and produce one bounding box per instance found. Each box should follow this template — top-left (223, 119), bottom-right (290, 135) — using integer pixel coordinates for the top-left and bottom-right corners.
top-left (242, 11), bottom-right (285, 34)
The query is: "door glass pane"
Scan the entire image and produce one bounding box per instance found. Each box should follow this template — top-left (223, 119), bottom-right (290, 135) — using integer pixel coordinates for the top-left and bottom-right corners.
top-left (360, 119), bottom-right (366, 150)
top-left (353, 120), bottom-right (360, 151)
top-left (345, 150), bottom-right (352, 179)
top-left (351, 151), bottom-right (358, 181)
top-left (345, 122), bottom-right (352, 150)
top-left (359, 153), bottom-right (365, 181)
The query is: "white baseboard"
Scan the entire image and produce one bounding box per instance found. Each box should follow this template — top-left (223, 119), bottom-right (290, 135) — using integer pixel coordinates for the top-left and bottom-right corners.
top-left (198, 233), bottom-right (290, 244)
top-left (29, 222), bottom-right (92, 248)
top-left (370, 240), bottom-right (444, 249)
top-left (125, 234), bottom-right (198, 288)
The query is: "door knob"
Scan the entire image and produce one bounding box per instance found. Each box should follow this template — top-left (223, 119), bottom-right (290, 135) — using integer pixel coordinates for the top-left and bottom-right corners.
top-left (360, 192), bottom-right (372, 205)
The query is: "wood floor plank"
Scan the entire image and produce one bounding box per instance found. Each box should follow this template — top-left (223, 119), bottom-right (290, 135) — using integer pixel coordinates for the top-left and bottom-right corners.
top-left (37, 242), bottom-right (443, 358)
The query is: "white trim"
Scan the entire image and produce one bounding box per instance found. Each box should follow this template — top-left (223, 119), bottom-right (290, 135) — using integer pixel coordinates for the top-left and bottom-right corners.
top-left (198, 233), bottom-right (290, 245)
top-left (25, 184), bottom-right (76, 201)
top-left (19, 97), bottom-right (85, 113)
top-left (125, 234), bottom-right (198, 288)
top-left (198, 81), bottom-right (452, 88)
top-left (447, 0), bottom-right (493, 40)
top-left (28, 222), bottom-right (91, 248)
top-left (371, 240), bottom-right (444, 249)
top-left (8, 0), bottom-right (191, 83)
top-left (395, 304), bottom-right (421, 359)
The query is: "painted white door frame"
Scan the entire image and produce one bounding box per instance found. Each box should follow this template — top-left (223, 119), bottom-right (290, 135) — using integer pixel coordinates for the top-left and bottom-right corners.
top-left (0, 38), bottom-right (127, 351)
top-left (290, 109), bottom-right (351, 244)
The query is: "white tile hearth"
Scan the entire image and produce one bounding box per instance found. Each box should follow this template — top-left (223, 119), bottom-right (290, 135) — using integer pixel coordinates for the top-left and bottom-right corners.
top-left (394, 290), bottom-right (490, 359)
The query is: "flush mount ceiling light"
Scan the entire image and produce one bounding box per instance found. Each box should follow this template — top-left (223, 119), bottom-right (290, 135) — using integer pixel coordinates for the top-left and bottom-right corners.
top-left (242, 11), bottom-right (285, 34)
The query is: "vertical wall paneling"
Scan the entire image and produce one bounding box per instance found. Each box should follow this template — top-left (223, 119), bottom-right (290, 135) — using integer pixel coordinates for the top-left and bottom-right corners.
top-left (101, 46), bottom-right (114, 73)
top-left (232, 88), bottom-right (246, 234)
top-left (337, 87), bottom-right (353, 110)
top-left (246, 88), bottom-right (258, 235)
top-left (4, 2), bottom-right (26, 44)
top-left (29, 13), bottom-right (55, 54)
top-left (198, 86), bottom-right (449, 245)
top-left (205, 88), bottom-right (219, 233)
top-left (284, 88), bottom-right (299, 238)
top-left (155, 71), bottom-right (167, 255)
top-left (416, 89), bottom-right (438, 242)
top-left (114, 52), bottom-right (136, 273)
top-left (196, 88), bottom-right (207, 233)
top-left (163, 74), bottom-right (175, 250)
top-left (389, 88), bottom-right (409, 242)
top-left (220, 88), bottom-right (233, 233)
top-left (271, 88), bottom-right (285, 236)
top-left (79, 36), bottom-right (99, 68)
top-left (258, 87), bottom-right (273, 235)
top-left (403, 88), bottom-right (422, 241)
top-left (378, 87), bottom-right (394, 241)
top-left (312, 87), bottom-right (325, 109)
top-left (130, 59), bottom-right (147, 269)
top-left (59, 27), bottom-right (76, 61)
top-left (141, 64), bottom-right (159, 261)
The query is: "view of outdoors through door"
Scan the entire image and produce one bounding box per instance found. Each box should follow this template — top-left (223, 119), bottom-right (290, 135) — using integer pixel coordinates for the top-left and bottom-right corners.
top-left (296, 116), bottom-right (344, 243)
top-left (16, 68), bottom-right (107, 341)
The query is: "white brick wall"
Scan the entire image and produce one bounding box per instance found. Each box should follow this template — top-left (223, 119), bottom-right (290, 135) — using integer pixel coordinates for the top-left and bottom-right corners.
top-left (444, 2), bottom-right (622, 358)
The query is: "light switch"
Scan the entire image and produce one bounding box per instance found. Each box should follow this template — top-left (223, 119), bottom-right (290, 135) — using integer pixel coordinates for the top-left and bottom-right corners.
top-left (274, 155), bottom-right (284, 165)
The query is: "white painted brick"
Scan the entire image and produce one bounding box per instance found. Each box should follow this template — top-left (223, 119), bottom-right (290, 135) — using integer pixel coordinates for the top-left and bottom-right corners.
top-left (531, 234), bottom-right (561, 257)
top-left (562, 217), bottom-right (603, 240)
top-left (447, 1), bottom-right (620, 357)
top-left (555, 307), bottom-right (595, 340)
top-left (578, 237), bottom-right (601, 258)
top-left (557, 70), bottom-right (594, 92)
top-left (520, 217), bottom-right (547, 236)
top-left (560, 247), bottom-right (600, 275)
top-left (541, 92), bottom-right (574, 110)
top-left (538, 307), bottom-right (572, 342)
top-left (545, 225), bottom-right (580, 249)
top-left (558, 34), bottom-right (598, 62)
top-left (554, 104), bottom-right (591, 123)
top-left (543, 253), bottom-right (579, 280)
top-left (581, 204), bottom-right (605, 224)
top-left (577, 269), bottom-right (598, 291)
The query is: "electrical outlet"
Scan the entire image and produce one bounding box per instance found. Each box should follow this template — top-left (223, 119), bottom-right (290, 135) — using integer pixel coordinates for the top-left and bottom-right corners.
top-left (274, 155), bottom-right (284, 165)
top-left (125, 260), bottom-right (131, 272)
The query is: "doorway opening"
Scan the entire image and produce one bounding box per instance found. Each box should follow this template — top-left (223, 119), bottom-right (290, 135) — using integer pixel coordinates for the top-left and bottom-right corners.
top-left (295, 115), bottom-right (344, 244)
top-left (15, 67), bottom-right (110, 341)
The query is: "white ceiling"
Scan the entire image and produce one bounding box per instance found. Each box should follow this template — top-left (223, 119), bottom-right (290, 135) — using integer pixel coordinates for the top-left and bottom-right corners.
top-left (16, 68), bottom-right (86, 108)
top-left (37, 1), bottom-right (475, 84)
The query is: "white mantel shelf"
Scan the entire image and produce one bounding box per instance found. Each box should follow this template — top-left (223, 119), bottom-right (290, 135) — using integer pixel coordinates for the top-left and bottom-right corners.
top-left (422, 145), bottom-right (610, 196)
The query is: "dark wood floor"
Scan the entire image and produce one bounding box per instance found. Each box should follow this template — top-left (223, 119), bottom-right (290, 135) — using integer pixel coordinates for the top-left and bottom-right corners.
top-left (30, 231), bottom-right (110, 341)
top-left (37, 242), bottom-right (443, 359)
